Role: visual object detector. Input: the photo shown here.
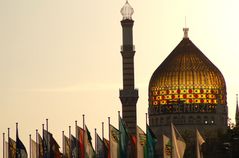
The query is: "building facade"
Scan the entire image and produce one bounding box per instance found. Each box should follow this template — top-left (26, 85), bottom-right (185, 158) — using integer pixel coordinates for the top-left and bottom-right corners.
top-left (148, 29), bottom-right (228, 157)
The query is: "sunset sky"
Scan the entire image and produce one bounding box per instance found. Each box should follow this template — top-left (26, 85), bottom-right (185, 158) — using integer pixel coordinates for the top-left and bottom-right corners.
top-left (1, 0), bottom-right (239, 154)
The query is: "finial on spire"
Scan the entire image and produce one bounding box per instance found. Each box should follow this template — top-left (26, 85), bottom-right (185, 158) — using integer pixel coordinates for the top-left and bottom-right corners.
top-left (183, 16), bottom-right (189, 38)
top-left (121, 0), bottom-right (134, 20)
top-left (183, 28), bottom-right (189, 38)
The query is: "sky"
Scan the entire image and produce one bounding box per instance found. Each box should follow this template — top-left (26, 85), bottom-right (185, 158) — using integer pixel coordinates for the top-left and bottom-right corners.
top-left (1, 0), bottom-right (239, 155)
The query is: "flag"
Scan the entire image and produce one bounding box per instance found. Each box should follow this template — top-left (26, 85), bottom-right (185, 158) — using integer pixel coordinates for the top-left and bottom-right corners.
top-left (63, 135), bottom-right (71, 158)
top-left (146, 125), bottom-right (157, 158)
top-left (16, 129), bottom-right (27, 158)
top-left (38, 133), bottom-right (44, 158)
top-left (31, 139), bottom-right (37, 158)
top-left (96, 134), bottom-right (104, 158)
top-left (71, 135), bottom-right (79, 158)
top-left (43, 130), bottom-right (61, 158)
top-left (9, 137), bottom-right (16, 158)
top-left (103, 138), bottom-right (109, 158)
top-left (136, 126), bottom-right (146, 158)
top-left (109, 124), bottom-right (119, 158)
top-left (163, 135), bottom-right (171, 158)
top-left (171, 123), bottom-right (186, 158)
top-left (43, 130), bottom-right (51, 158)
top-left (76, 126), bottom-right (85, 158)
top-left (4, 141), bottom-right (9, 158)
top-left (196, 129), bottom-right (205, 158)
top-left (119, 116), bottom-right (129, 158)
top-left (84, 126), bottom-right (95, 158)
top-left (51, 135), bottom-right (61, 158)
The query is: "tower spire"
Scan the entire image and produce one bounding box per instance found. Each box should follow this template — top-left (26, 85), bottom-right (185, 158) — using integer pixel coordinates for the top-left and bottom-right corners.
top-left (119, 1), bottom-right (138, 136)
top-left (121, 0), bottom-right (134, 20)
top-left (183, 17), bottom-right (189, 38)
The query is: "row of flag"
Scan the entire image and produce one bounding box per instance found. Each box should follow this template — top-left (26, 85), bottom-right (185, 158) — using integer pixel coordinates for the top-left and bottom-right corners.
top-left (2, 114), bottom-right (206, 158)
top-left (161, 124), bottom-right (205, 158)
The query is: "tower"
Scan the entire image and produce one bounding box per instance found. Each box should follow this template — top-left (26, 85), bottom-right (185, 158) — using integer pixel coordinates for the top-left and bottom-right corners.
top-left (119, 1), bottom-right (138, 136)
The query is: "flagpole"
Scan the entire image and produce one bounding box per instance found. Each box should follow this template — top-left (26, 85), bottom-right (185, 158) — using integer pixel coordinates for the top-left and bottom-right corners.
top-left (95, 128), bottom-right (97, 156)
top-left (196, 129), bottom-right (198, 158)
top-left (75, 120), bottom-right (79, 158)
top-left (145, 113), bottom-right (148, 127)
top-left (69, 126), bottom-right (72, 158)
top-left (16, 122), bottom-right (18, 158)
top-left (30, 134), bottom-right (32, 158)
top-left (36, 129), bottom-right (38, 158)
top-left (102, 122), bottom-right (104, 140)
top-left (83, 114), bottom-right (85, 157)
top-left (75, 121), bottom-right (78, 139)
top-left (16, 122), bottom-right (18, 137)
top-left (102, 121), bottom-right (105, 158)
top-left (118, 111), bottom-right (120, 129)
top-left (118, 111), bottom-right (120, 158)
top-left (62, 131), bottom-right (65, 157)
top-left (42, 124), bottom-right (44, 158)
top-left (8, 128), bottom-right (10, 158)
top-left (3, 132), bottom-right (5, 158)
top-left (108, 117), bottom-right (110, 158)
top-left (46, 119), bottom-right (48, 132)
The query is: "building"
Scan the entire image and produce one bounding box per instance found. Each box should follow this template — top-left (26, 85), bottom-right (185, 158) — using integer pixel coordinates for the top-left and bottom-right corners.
top-left (148, 28), bottom-right (228, 156)
top-left (119, 1), bottom-right (228, 157)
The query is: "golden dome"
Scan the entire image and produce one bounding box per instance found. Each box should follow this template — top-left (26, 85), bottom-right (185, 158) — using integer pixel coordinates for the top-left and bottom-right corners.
top-left (149, 37), bottom-right (226, 107)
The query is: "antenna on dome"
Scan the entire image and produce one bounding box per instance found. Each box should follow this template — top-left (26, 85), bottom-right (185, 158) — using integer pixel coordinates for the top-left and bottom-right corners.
top-left (185, 16), bottom-right (187, 28)
top-left (183, 16), bottom-right (189, 39)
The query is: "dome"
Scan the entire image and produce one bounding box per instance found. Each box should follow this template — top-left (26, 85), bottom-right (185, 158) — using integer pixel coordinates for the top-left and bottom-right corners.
top-left (149, 33), bottom-right (226, 108)
top-left (120, 1), bottom-right (134, 20)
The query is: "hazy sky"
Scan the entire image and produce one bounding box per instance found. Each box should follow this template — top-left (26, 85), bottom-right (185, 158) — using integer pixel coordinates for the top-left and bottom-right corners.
top-left (1, 0), bottom-right (239, 154)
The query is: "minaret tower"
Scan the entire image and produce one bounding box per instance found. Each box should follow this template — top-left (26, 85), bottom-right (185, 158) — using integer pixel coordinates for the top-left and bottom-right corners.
top-left (235, 94), bottom-right (239, 126)
top-left (119, 0), bottom-right (138, 136)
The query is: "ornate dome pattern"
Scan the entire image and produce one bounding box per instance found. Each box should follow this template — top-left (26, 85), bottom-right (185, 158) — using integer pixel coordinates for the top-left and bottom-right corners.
top-left (149, 38), bottom-right (226, 108)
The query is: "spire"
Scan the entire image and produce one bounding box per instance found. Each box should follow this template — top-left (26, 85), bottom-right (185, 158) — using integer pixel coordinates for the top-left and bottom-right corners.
top-left (183, 28), bottom-right (189, 38)
top-left (120, 0), bottom-right (134, 20)
top-left (183, 17), bottom-right (189, 38)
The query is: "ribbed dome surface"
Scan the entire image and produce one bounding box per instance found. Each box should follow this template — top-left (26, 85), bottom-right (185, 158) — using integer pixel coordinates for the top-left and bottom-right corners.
top-left (149, 38), bottom-right (226, 106)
